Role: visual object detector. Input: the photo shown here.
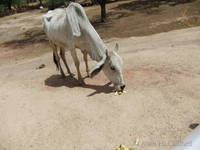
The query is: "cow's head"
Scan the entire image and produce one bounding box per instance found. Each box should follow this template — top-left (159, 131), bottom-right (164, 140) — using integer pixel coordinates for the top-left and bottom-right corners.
top-left (90, 43), bottom-right (125, 92)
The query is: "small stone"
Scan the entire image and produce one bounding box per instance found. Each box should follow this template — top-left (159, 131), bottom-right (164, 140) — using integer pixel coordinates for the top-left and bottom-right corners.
top-left (36, 64), bottom-right (45, 69)
top-left (189, 123), bottom-right (199, 130)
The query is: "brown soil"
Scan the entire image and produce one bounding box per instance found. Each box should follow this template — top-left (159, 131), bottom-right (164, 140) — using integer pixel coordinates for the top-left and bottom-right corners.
top-left (0, 1), bottom-right (200, 150)
top-left (0, 0), bottom-right (200, 65)
top-left (0, 27), bottom-right (200, 150)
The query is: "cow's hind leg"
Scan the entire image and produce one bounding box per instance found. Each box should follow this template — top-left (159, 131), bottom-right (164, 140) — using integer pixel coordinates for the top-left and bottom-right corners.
top-left (70, 49), bottom-right (84, 85)
top-left (52, 45), bottom-right (66, 78)
top-left (59, 47), bottom-right (74, 77)
top-left (81, 50), bottom-right (89, 77)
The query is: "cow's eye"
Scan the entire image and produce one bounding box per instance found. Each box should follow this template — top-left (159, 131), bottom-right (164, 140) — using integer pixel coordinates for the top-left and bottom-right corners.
top-left (110, 66), bottom-right (116, 71)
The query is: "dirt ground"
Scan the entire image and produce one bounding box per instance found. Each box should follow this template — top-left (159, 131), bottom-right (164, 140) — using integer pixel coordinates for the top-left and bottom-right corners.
top-left (0, 1), bottom-right (200, 150)
top-left (0, 0), bottom-right (200, 66)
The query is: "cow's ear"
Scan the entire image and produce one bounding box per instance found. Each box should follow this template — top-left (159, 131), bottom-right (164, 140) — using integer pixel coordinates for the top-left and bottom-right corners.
top-left (114, 43), bottom-right (119, 52)
top-left (89, 55), bottom-right (107, 78)
top-left (89, 63), bottom-right (104, 78)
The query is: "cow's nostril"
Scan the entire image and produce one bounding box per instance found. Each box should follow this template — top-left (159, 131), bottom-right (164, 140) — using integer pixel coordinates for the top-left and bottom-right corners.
top-left (121, 85), bottom-right (125, 90)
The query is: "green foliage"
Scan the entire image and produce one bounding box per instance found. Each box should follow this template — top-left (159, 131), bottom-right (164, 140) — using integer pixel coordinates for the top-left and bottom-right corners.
top-left (0, 0), bottom-right (69, 17)
top-left (12, 0), bottom-right (26, 5)
top-left (48, 0), bottom-right (66, 5)
top-left (46, 0), bottom-right (67, 9)
top-left (0, 4), bottom-right (6, 14)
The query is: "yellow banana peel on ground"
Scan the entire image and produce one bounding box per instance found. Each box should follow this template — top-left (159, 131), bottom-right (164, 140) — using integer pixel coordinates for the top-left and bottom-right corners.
top-left (115, 144), bottom-right (134, 150)
top-left (114, 90), bottom-right (127, 95)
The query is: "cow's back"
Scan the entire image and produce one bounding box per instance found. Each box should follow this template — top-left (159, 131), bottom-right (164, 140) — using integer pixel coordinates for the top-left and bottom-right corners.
top-left (43, 8), bottom-right (72, 47)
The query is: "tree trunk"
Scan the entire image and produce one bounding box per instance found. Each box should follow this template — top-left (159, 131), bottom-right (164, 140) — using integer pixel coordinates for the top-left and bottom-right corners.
top-left (39, 0), bottom-right (43, 6)
top-left (100, 1), bottom-right (106, 22)
top-left (7, 0), bottom-right (12, 10)
top-left (97, 0), bottom-right (107, 22)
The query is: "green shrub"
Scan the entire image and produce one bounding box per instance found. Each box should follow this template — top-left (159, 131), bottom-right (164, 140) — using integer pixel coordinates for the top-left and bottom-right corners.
top-left (47, 0), bottom-right (67, 9)
top-left (12, 0), bottom-right (27, 7)
top-left (0, 4), bottom-right (5, 12)
top-left (0, 4), bottom-right (7, 16)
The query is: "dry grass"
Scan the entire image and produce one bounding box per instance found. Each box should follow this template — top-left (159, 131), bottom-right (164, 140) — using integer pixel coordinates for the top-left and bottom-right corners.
top-left (0, 0), bottom-right (200, 64)
top-left (90, 0), bottom-right (200, 39)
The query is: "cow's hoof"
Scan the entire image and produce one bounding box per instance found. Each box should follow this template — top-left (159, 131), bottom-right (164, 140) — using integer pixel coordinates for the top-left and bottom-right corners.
top-left (61, 74), bottom-right (66, 78)
top-left (78, 80), bottom-right (85, 85)
top-left (86, 72), bottom-right (90, 78)
top-left (88, 73), bottom-right (92, 78)
top-left (69, 73), bottom-right (75, 78)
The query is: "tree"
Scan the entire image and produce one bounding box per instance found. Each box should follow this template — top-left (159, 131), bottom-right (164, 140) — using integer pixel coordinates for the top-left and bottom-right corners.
top-left (97, 0), bottom-right (107, 22)
top-left (47, 0), bottom-right (66, 10)
top-left (39, 0), bottom-right (43, 6)
top-left (7, 0), bottom-right (12, 10)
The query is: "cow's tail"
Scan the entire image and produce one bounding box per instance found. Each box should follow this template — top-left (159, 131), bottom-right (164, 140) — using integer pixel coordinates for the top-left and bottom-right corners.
top-left (53, 51), bottom-right (59, 71)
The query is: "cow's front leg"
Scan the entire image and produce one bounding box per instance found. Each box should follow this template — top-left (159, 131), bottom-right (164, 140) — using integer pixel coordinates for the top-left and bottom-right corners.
top-left (70, 49), bottom-right (85, 85)
top-left (82, 50), bottom-right (89, 77)
top-left (60, 47), bottom-right (74, 77)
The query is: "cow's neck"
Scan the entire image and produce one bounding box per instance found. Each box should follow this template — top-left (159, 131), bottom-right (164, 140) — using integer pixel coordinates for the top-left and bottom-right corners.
top-left (82, 23), bottom-right (107, 62)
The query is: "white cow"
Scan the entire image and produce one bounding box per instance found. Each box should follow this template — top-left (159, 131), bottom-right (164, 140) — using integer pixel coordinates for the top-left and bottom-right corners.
top-left (42, 2), bottom-right (125, 91)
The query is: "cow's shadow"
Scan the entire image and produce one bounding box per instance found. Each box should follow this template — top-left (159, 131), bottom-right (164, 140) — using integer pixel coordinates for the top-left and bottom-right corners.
top-left (44, 75), bottom-right (114, 97)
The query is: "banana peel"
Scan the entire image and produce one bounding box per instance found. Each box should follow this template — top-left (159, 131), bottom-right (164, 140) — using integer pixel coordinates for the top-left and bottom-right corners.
top-left (115, 145), bottom-right (134, 150)
top-left (114, 90), bottom-right (127, 95)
